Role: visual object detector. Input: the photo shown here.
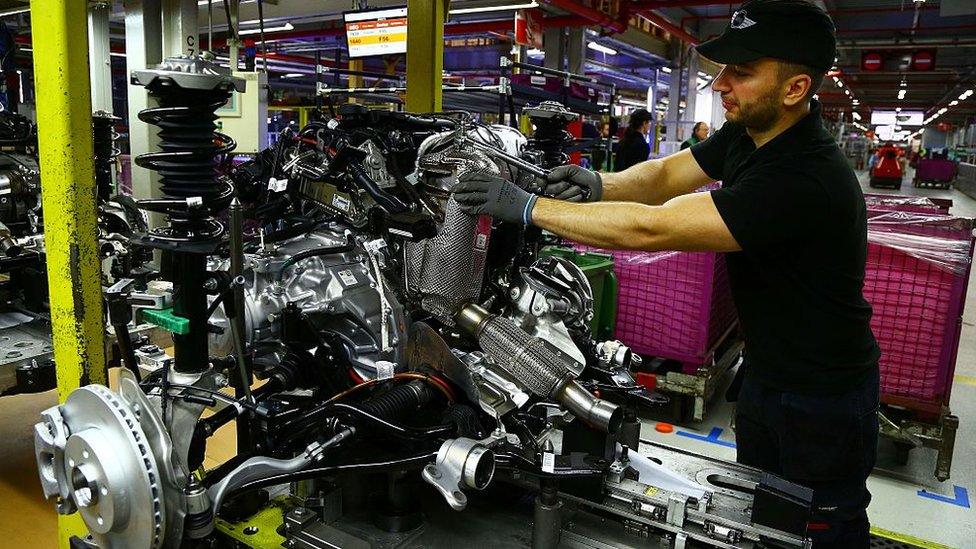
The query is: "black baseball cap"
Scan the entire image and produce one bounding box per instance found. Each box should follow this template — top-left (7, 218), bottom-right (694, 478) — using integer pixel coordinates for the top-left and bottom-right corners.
top-left (695, 0), bottom-right (836, 72)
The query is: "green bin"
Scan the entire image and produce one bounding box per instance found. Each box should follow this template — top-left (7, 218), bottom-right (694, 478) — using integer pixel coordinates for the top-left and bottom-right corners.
top-left (539, 246), bottom-right (618, 341)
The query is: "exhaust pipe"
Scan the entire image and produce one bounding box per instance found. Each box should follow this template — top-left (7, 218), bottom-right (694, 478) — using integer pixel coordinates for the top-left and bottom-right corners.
top-left (456, 304), bottom-right (622, 434)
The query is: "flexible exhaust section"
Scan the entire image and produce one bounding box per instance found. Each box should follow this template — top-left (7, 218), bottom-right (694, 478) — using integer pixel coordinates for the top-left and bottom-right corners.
top-left (456, 304), bottom-right (622, 434)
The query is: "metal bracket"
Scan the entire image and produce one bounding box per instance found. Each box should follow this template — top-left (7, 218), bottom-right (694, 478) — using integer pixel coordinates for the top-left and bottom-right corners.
top-left (421, 438), bottom-right (494, 511)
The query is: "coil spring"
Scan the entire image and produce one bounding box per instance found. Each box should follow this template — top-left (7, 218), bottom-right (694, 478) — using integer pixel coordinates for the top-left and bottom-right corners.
top-left (92, 113), bottom-right (120, 201)
top-left (135, 84), bottom-right (236, 238)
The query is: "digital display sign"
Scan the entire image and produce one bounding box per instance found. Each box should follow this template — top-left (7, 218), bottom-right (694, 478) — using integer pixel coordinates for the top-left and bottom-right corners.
top-left (344, 7), bottom-right (408, 58)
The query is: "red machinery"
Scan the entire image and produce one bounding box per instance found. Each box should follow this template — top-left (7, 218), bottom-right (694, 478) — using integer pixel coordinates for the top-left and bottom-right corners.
top-left (869, 144), bottom-right (905, 189)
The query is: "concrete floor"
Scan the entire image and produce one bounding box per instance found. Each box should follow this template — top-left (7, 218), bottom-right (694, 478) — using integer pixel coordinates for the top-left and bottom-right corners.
top-left (1, 167), bottom-right (973, 548)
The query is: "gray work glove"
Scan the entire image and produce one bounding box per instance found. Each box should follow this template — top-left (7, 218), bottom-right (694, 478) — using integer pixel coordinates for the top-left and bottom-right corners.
top-left (543, 164), bottom-right (603, 202)
top-left (454, 172), bottom-right (538, 225)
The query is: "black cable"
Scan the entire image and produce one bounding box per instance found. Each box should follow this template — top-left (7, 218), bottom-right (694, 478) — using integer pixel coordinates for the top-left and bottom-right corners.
top-left (228, 451), bottom-right (437, 496)
top-left (144, 382), bottom-right (264, 415)
top-left (277, 399), bottom-right (455, 441)
top-left (495, 451), bottom-right (604, 478)
top-left (112, 323), bottom-right (142, 383)
top-left (330, 403), bottom-right (456, 440)
top-left (205, 289), bottom-right (226, 320)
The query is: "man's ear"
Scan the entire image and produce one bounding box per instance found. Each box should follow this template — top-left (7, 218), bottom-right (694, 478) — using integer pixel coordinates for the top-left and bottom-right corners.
top-left (783, 74), bottom-right (812, 107)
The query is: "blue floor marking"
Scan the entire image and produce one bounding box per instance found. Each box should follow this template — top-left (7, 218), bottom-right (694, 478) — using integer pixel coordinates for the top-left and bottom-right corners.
top-left (917, 485), bottom-right (971, 508)
top-left (676, 427), bottom-right (737, 449)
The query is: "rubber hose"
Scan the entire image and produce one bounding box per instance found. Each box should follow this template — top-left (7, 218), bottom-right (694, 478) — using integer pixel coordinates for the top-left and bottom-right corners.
top-left (359, 379), bottom-right (435, 420)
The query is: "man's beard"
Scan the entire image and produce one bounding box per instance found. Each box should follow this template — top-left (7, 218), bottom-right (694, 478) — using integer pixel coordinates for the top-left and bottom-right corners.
top-left (726, 87), bottom-right (780, 132)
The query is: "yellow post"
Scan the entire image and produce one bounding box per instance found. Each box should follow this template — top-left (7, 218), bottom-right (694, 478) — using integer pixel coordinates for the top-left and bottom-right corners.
top-left (348, 58), bottom-right (363, 105)
top-left (30, 2), bottom-right (105, 544)
top-left (405, 0), bottom-right (448, 112)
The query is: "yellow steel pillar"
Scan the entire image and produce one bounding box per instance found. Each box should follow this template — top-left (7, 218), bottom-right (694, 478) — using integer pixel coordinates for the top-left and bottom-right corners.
top-left (405, 0), bottom-right (448, 112)
top-left (31, 0), bottom-right (105, 515)
top-left (349, 58), bottom-right (363, 104)
top-left (32, 1), bottom-right (105, 544)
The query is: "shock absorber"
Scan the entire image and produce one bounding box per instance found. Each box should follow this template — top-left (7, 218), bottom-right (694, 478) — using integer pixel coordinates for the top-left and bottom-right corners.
top-left (92, 110), bottom-right (120, 202)
top-left (131, 56), bottom-right (245, 373)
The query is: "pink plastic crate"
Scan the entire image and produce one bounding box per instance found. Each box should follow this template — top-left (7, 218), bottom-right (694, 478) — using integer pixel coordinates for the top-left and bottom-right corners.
top-left (575, 246), bottom-right (738, 373)
top-left (915, 158), bottom-right (957, 184)
top-left (865, 211), bottom-right (974, 407)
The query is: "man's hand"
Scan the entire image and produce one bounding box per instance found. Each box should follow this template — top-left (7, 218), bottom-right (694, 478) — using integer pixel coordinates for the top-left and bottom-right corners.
top-left (454, 172), bottom-right (537, 225)
top-left (542, 164), bottom-right (603, 202)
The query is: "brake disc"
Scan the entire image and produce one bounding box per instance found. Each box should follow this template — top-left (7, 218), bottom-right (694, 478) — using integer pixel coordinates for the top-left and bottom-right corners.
top-left (56, 384), bottom-right (165, 548)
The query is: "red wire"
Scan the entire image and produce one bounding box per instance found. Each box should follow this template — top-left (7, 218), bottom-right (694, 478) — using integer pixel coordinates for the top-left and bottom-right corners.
top-left (345, 367), bottom-right (457, 402)
top-left (425, 374), bottom-right (459, 403)
top-left (348, 367), bottom-right (365, 384)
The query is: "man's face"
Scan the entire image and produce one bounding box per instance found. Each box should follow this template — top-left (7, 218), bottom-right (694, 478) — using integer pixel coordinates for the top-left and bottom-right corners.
top-left (711, 58), bottom-right (785, 132)
top-left (695, 124), bottom-right (709, 140)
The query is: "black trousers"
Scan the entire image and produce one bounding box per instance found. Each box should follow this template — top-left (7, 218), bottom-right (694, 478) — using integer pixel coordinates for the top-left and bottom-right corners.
top-left (734, 371), bottom-right (880, 548)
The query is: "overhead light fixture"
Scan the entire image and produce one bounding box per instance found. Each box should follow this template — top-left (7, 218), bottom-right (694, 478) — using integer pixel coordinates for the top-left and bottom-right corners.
top-left (526, 48), bottom-right (544, 57)
top-left (587, 43), bottom-right (617, 55)
top-left (852, 112), bottom-right (861, 120)
top-left (450, 1), bottom-right (539, 14)
top-left (281, 73), bottom-right (306, 78)
top-left (660, 67), bottom-right (672, 73)
top-left (950, 100), bottom-right (958, 106)
top-left (836, 80), bottom-right (843, 88)
top-left (109, 52), bottom-right (127, 58)
top-left (239, 22), bottom-right (293, 35)
top-left (897, 89), bottom-right (906, 99)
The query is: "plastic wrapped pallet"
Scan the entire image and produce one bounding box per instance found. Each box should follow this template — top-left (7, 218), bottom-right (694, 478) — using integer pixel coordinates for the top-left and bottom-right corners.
top-left (571, 246), bottom-right (738, 374)
top-left (865, 210), bottom-right (974, 407)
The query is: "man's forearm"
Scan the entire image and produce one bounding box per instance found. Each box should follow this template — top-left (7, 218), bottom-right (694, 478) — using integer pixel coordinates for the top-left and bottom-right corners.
top-left (530, 197), bottom-right (663, 250)
top-left (600, 159), bottom-right (671, 205)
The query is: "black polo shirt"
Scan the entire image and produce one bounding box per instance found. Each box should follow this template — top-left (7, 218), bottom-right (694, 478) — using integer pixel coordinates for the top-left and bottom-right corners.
top-left (691, 100), bottom-right (879, 394)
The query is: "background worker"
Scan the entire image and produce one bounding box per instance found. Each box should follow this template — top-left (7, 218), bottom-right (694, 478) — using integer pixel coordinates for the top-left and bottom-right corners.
top-left (614, 109), bottom-right (652, 172)
top-left (680, 121), bottom-right (710, 150)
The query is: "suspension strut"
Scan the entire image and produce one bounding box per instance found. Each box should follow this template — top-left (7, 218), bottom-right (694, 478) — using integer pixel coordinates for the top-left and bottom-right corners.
top-left (131, 56), bottom-right (246, 374)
